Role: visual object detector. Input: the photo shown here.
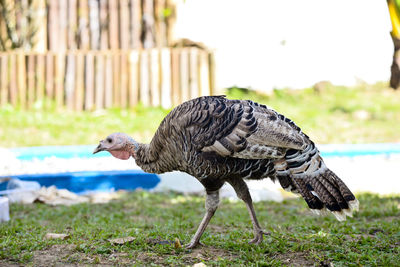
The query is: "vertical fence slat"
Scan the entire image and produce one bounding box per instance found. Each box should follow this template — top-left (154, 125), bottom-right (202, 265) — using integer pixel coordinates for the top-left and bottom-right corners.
top-left (139, 50), bottom-right (150, 105)
top-left (99, 0), bottom-right (109, 49)
top-left (128, 50), bottom-right (139, 107)
top-left (95, 54), bottom-right (105, 109)
top-left (67, 0), bottom-right (78, 49)
top-left (0, 55), bottom-right (8, 106)
top-left (85, 53), bottom-right (95, 110)
top-left (45, 53), bottom-right (54, 100)
top-left (48, 1), bottom-right (59, 51)
top-left (34, 0), bottom-right (47, 52)
top-left (120, 53), bottom-right (128, 108)
top-left (112, 53), bottom-right (121, 106)
top-left (88, 0), bottom-right (100, 49)
top-left (155, 0), bottom-right (167, 47)
top-left (65, 53), bottom-right (76, 110)
top-left (75, 53), bottom-right (84, 111)
top-left (199, 50), bottom-right (210, 96)
top-left (142, 0), bottom-right (155, 48)
top-left (120, 0), bottom-right (130, 49)
top-left (27, 54), bottom-right (36, 108)
top-left (130, 0), bottom-right (142, 48)
top-left (160, 48), bottom-right (171, 108)
top-left (109, 1), bottom-right (119, 49)
top-left (170, 48), bottom-right (180, 106)
top-left (55, 53), bottom-right (66, 108)
top-left (36, 54), bottom-right (45, 103)
top-left (208, 51), bottom-right (216, 95)
top-left (17, 53), bottom-right (26, 108)
top-left (104, 54), bottom-right (113, 108)
top-left (150, 49), bottom-right (160, 106)
top-left (58, 0), bottom-right (68, 51)
top-left (79, 0), bottom-right (90, 49)
top-left (189, 48), bottom-right (199, 99)
top-left (9, 54), bottom-right (17, 106)
top-left (165, 0), bottom-right (176, 46)
top-left (179, 48), bottom-right (189, 102)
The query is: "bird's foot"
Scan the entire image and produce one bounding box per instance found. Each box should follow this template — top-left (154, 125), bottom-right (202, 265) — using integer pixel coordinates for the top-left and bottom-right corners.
top-left (185, 240), bottom-right (204, 249)
top-left (248, 230), bottom-right (270, 245)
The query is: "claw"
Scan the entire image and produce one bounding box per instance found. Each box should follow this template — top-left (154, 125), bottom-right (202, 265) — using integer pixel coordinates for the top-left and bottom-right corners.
top-left (262, 230), bottom-right (270, 236)
top-left (248, 230), bottom-right (270, 245)
top-left (185, 242), bottom-right (197, 249)
top-left (185, 241), bottom-right (204, 249)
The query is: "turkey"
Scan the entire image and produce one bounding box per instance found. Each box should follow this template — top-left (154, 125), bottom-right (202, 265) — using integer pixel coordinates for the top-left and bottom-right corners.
top-left (93, 96), bottom-right (359, 249)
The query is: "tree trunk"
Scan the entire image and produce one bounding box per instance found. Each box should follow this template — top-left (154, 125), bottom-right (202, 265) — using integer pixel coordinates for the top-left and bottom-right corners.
top-left (390, 34), bottom-right (400, 89)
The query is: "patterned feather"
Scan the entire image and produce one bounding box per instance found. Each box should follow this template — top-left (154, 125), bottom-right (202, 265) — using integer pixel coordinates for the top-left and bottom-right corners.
top-left (131, 96), bottom-right (358, 220)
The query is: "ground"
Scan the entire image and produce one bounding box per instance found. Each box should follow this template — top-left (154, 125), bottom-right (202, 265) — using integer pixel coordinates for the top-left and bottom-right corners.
top-left (1, 192), bottom-right (399, 266)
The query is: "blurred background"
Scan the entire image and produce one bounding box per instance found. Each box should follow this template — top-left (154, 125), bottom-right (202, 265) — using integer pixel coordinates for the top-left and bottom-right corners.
top-left (175, 0), bottom-right (391, 90)
top-left (0, 0), bottom-right (399, 196)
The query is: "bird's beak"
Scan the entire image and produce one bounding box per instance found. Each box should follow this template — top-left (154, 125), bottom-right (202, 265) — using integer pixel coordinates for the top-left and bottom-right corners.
top-left (93, 142), bottom-right (105, 154)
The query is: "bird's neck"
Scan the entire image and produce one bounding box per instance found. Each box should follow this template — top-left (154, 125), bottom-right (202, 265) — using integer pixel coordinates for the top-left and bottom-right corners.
top-left (134, 143), bottom-right (166, 174)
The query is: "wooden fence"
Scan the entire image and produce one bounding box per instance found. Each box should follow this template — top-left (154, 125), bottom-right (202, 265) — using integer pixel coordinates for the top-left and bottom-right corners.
top-left (0, 0), bottom-right (177, 51)
top-left (0, 48), bottom-right (215, 110)
top-left (46, 0), bottom-right (176, 51)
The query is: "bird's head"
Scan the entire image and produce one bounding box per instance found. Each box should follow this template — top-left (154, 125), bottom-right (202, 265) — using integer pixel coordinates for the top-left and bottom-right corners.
top-left (93, 132), bottom-right (138, 160)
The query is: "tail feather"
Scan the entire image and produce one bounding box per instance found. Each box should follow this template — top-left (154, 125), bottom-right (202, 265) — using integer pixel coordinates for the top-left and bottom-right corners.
top-left (305, 168), bottom-right (358, 221)
top-left (292, 177), bottom-right (324, 210)
top-left (316, 173), bottom-right (349, 210)
top-left (274, 144), bottom-right (358, 221)
top-left (309, 175), bottom-right (340, 211)
top-left (327, 169), bottom-right (357, 202)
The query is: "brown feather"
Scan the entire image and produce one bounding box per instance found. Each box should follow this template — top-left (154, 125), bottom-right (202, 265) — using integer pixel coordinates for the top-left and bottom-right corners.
top-left (130, 96), bottom-right (358, 220)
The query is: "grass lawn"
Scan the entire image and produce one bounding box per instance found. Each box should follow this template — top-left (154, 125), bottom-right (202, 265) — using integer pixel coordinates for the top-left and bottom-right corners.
top-left (1, 82), bottom-right (400, 147)
top-left (0, 192), bottom-right (399, 266)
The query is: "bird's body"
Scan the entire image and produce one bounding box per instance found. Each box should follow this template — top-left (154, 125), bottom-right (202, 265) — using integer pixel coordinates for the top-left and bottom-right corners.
top-left (94, 96), bottom-right (358, 248)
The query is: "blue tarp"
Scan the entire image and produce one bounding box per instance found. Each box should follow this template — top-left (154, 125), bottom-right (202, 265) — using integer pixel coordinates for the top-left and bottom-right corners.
top-left (0, 170), bottom-right (160, 194)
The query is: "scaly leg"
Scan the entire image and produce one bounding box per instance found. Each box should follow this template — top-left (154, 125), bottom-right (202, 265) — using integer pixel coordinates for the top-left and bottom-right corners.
top-left (228, 178), bottom-right (269, 244)
top-left (185, 190), bottom-right (219, 249)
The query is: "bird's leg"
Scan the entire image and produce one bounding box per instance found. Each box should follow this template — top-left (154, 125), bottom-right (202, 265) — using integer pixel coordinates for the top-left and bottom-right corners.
top-left (228, 179), bottom-right (269, 244)
top-left (185, 190), bottom-right (219, 249)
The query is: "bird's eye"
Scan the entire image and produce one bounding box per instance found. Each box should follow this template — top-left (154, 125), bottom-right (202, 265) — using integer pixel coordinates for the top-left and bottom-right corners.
top-left (107, 138), bottom-right (112, 143)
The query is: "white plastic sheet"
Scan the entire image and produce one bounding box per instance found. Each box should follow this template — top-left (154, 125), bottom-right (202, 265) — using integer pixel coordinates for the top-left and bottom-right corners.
top-left (0, 197), bottom-right (10, 222)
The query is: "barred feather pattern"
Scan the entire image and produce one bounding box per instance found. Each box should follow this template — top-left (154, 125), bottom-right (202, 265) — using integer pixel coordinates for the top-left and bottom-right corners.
top-left (133, 96), bottom-right (358, 220)
top-left (274, 143), bottom-right (358, 220)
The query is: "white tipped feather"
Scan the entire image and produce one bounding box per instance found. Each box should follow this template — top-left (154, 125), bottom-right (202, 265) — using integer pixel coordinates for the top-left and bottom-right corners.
top-left (348, 199), bottom-right (359, 212)
top-left (332, 211), bottom-right (346, 221)
top-left (310, 209), bottom-right (321, 215)
top-left (311, 199), bottom-right (359, 221)
top-left (310, 208), bottom-right (329, 216)
top-left (342, 208), bottom-right (353, 218)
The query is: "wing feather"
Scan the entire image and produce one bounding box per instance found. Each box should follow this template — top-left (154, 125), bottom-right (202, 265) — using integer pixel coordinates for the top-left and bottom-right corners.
top-left (169, 96), bottom-right (307, 160)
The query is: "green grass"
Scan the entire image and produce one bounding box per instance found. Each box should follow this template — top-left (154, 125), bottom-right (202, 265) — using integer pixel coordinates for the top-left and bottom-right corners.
top-left (1, 82), bottom-right (400, 147)
top-left (0, 103), bottom-right (170, 147)
top-left (0, 192), bottom-right (399, 266)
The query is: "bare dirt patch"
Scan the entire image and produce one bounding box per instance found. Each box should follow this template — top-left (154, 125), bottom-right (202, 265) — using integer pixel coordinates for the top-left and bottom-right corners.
top-left (0, 260), bottom-right (20, 267)
top-left (273, 251), bottom-right (321, 267)
top-left (133, 245), bottom-right (234, 265)
top-left (32, 244), bottom-right (132, 266)
top-left (185, 246), bottom-right (234, 263)
top-left (33, 244), bottom-right (86, 266)
top-left (29, 243), bottom-right (235, 266)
